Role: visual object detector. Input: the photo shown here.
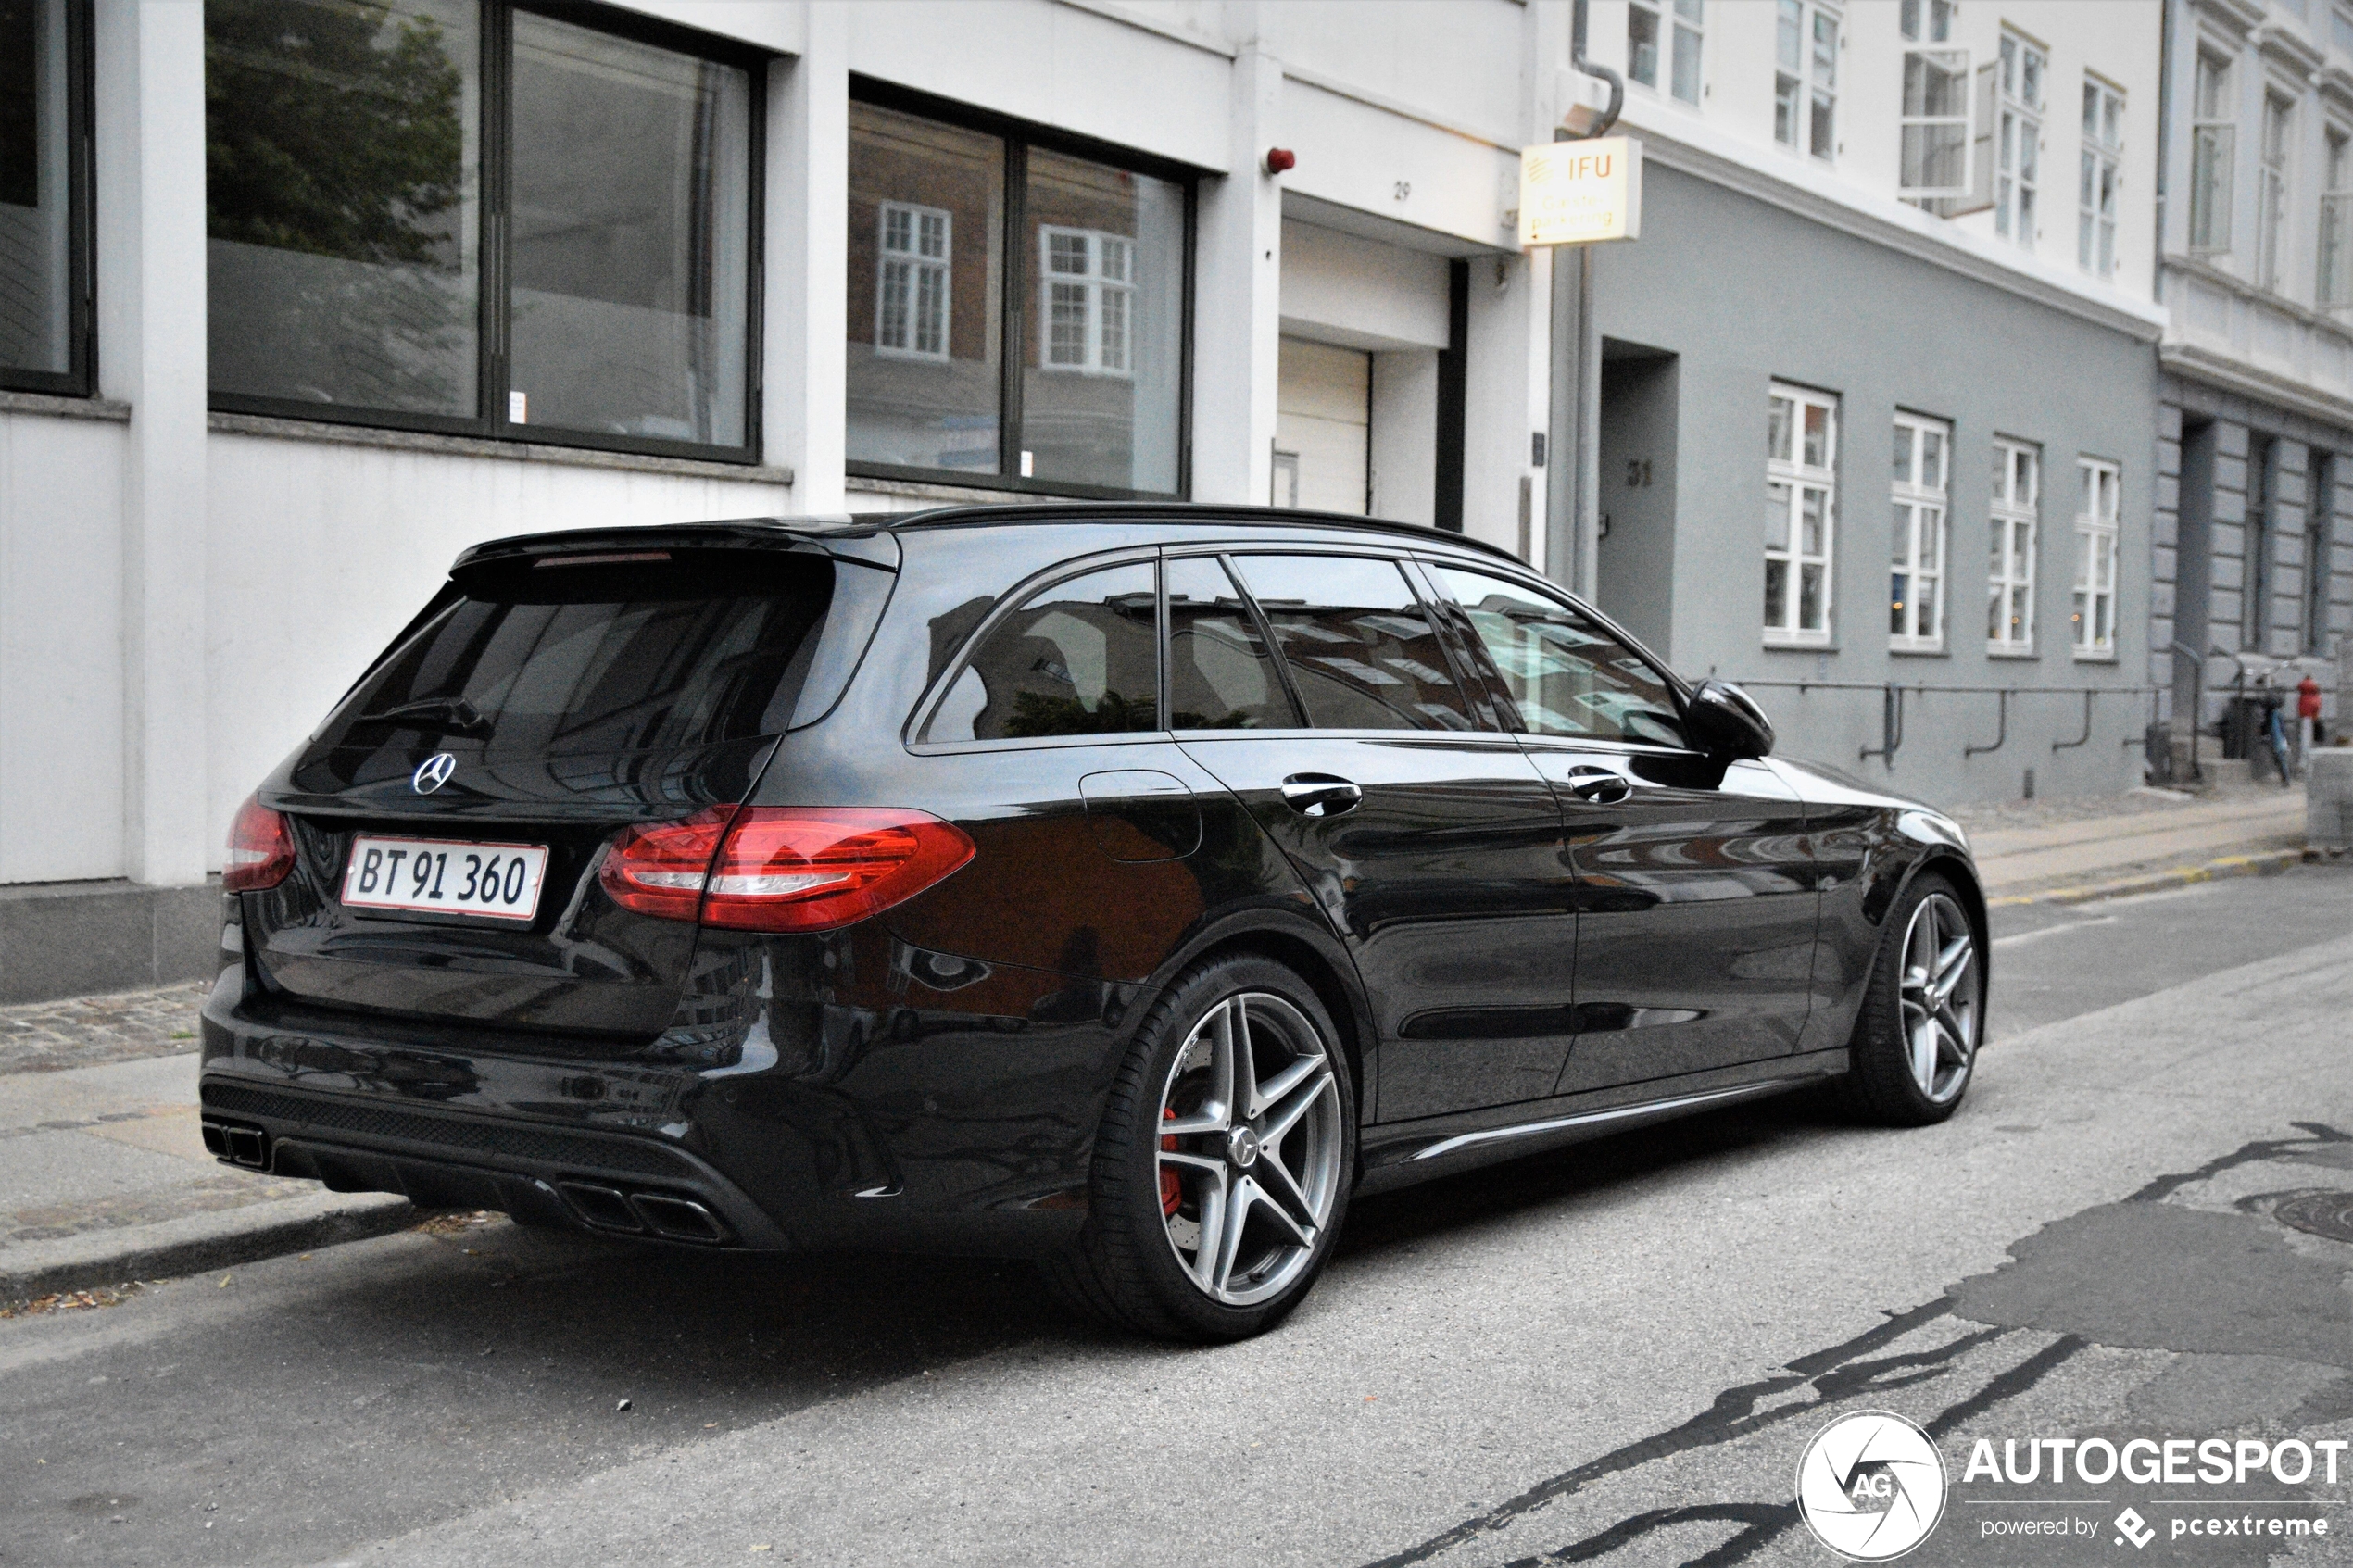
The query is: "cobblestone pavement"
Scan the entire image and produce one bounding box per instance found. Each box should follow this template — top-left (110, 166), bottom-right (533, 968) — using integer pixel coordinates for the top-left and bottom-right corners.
top-left (0, 983), bottom-right (209, 1077)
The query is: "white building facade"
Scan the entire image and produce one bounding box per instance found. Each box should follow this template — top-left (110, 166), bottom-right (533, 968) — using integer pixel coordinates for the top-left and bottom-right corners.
top-left (0, 0), bottom-right (2164, 1001)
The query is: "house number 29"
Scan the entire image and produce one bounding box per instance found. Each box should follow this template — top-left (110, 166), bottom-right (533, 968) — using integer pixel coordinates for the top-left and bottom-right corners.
top-left (1393, 181), bottom-right (1412, 201)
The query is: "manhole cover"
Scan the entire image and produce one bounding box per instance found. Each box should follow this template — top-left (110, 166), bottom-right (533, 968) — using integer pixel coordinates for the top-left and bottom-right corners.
top-left (2272, 1190), bottom-right (2353, 1244)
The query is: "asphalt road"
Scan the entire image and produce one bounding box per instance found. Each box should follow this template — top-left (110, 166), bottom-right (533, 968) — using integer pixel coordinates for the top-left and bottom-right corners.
top-left (3, 864), bottom-right (2349, 1568)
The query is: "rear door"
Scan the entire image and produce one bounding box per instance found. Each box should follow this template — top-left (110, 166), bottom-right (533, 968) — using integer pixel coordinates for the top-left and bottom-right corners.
top-left (248, 540), bottom-right (892, 1042)
top-left (1168, 549), bottom-right (1577, 1121)
top-left (1426, 564), bottom-right (1818, 1093)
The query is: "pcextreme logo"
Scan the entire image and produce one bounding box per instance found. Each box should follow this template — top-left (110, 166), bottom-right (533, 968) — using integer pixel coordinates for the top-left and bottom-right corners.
top-left (1796, 1411), bottom-right (1948, 1562)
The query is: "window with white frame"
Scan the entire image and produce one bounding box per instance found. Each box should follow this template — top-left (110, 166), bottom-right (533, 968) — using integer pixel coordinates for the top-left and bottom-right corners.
top-left (1891, 415), bottom-right (1950, 652)
top-left (1991, 32), bottom-right (2043, 245)
top-left (2321, 128), bottom-right (2353, 307)
top-left (1898, 1), bottom-right (1971, 198)
top-left (876, 201), bottom-right (951, 360)
top-left (2190, 53), bottom-right (2233, 256)
top-left (2080, 76), bottom-right (2124, 277)
top-left (1766, 384), bottom-right (1838, 644)
top-left (2259, 93), bottom-right (2294, 291)
top-left (1629, 0), bottom-right (1703, 106)
top-left (2072, 458), bottom-right (2121, 657)
top-left (1039, 226), bottom-right (1133, 377)
top-left (1988, 440), bottom-right (2039, 653)
top-left (1775, 0), bottom-right (1839, 160)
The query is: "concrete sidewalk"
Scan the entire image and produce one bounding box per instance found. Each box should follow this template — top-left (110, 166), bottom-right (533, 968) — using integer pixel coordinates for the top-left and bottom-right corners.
top-left (0, 777), bottom-right (2329, 1304)
top-left (1960, 784), bottom-right (2311, 899)
top-left (0, 991), bottom-right (413, 1305)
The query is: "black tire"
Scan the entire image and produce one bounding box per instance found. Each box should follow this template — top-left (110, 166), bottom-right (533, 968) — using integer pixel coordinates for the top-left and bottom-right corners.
top-left (1043, 954), bottom-right (1356, 1342)
top-left (1837, 871), bottom-right (1983, 1127)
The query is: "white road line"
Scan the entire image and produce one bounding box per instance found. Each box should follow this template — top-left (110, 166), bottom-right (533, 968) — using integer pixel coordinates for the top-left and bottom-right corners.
top-left (1991, 915), bottom-right (2119, 949)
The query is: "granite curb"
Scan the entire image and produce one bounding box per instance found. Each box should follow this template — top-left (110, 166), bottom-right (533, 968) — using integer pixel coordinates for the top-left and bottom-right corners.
top-left (0, 1188), bottom-right (418, 1306)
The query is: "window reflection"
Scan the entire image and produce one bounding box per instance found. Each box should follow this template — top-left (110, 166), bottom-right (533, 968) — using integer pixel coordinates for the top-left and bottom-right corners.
top-left (1023, 149), bottom-right (1183, 492)
top-left (929, 562), bottom-right (1159, 742)
top-left (1432, 567), bottom-right (1687, 747)
top-left (1229, 556), bottom-right (1473, 732)
top-left (0, 0), bottom-right (76, 383)
top-left (206, 0), bottom-right (480, 416)
top-left (847, 104), bottom-right (1004, 474)
top-left (508, 11), bottom-right (751, 445)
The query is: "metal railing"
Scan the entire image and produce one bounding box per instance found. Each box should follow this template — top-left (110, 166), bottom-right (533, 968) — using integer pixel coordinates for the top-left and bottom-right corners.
top-left (1731, 679), bottom-right (2158, 771)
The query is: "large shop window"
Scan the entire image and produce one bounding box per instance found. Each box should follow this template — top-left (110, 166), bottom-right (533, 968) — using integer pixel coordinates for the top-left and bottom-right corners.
top-left (205, 1), bottom-right (760, 461)
top-left (847, 86), bottom-right (1191, 497)
top-left (0, 0), bottom-right (91, 395)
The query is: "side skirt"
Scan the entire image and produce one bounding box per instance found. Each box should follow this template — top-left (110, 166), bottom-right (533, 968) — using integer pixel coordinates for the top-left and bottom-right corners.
top-left (1355, 1047), bottom-right (1850, 1195)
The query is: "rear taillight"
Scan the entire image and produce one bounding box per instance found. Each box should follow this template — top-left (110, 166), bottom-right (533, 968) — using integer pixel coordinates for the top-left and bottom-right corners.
top-left (223, 793), bottom-right (296, 892)
top-left (600, 808), bottom-right (975, 934)
top-left (599, 808), bottom-right (733, 922)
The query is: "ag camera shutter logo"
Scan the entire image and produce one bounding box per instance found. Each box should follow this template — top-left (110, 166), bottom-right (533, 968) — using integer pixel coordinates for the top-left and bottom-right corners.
top-left (1796, 1411), bottom-right (1948, 1561)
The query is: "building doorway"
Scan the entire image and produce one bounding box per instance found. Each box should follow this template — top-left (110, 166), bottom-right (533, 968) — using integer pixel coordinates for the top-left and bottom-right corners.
top-left (1276, 337), bottom-right (1370, 514)
top-left (1596, 340), bottom-right (1680, 659)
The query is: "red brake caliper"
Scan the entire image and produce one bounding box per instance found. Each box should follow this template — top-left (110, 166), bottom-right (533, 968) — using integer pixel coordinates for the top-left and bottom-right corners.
top-left (1160, 1108), bottom-right (1181, 1216)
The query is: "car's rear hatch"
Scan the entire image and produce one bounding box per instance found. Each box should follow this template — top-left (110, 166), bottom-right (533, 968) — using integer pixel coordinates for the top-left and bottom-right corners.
top-left (244, 521), bottom-right (896, 1046)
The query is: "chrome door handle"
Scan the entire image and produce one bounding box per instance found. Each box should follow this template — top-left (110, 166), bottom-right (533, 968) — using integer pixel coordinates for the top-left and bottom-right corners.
top-left (1280, 774), bottom-right (1363, 817)
top-left (1566, 766), bottom-right (1632, 805)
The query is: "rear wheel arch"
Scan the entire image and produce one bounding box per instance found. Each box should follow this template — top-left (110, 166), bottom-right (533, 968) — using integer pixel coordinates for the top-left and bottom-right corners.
top-left (1136, 912), bottom-right (1374, 1129)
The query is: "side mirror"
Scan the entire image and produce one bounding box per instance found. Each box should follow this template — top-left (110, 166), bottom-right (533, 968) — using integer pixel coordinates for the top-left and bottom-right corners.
top-left (1686, 679), bottom-right (1774, 759)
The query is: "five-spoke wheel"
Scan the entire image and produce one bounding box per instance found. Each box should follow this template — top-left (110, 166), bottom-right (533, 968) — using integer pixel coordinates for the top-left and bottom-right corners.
top-left (1841, 871), bottom-right (1982, 1126)
top-left (1045, 954), bottom-right (1356, 1341)
top-left (1154, 991), bottom-right (1343, 1307)
top-left (1897, 891), bottom-right (1977, 1105)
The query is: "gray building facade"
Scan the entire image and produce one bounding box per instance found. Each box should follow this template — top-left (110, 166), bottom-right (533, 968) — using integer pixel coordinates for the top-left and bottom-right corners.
top-left (1576, 161), bottom-right (2163, 804)
top-left (2153, 0), bottom-right (2353, 749)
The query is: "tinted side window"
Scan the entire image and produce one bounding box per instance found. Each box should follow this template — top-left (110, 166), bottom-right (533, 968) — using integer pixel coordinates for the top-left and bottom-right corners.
top-left (1430, 567), bottom-right (1687, 747)
top-left (1166, 556), bottom-right (1294, 730)
top-left (926, 561), bottom-right (1159, 742)
top-left (1228, 555), bottom-right (1475, 732)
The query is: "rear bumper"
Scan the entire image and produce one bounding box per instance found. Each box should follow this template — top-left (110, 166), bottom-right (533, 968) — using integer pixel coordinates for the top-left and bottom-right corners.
top-left (198, 1076), bottom-right (788, 1248)
top-left (196, 938), bottom-right (1124, 1258)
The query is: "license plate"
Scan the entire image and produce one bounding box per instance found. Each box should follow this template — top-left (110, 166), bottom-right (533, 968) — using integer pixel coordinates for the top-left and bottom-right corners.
top-left (341, 834), bottom-right (549, 922)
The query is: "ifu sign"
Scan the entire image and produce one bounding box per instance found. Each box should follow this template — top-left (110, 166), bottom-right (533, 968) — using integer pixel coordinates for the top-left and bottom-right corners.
top-left (1517, 136), bottom-right (1642, 247)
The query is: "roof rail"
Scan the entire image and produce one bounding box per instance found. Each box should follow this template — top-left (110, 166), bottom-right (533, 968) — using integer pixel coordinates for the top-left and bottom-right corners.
top-left (883, 500), bottom-right (1528, 567)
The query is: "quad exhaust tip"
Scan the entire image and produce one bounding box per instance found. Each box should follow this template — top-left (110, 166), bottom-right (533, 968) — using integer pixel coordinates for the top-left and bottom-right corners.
top-left (555, 1181), bottom-right (730, 1245)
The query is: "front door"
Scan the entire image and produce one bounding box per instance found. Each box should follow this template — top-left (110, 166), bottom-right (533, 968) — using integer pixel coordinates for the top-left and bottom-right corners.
top-left (1426, 563), bottom-right (1818, 1094)
top-left (1166, 550), bottom-right (1576, 1122)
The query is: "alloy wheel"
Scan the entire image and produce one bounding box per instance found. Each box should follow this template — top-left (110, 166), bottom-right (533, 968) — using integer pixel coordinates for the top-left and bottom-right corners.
top-left (1154, 991), bottom-right (1343, 1307)
top-left (1898, 892), bottom-right (1978, 1104)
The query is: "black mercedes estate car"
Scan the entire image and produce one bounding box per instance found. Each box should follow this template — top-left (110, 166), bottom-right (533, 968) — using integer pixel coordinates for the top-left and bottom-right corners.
top-left (201, 505), bottom-right (1984, 1341)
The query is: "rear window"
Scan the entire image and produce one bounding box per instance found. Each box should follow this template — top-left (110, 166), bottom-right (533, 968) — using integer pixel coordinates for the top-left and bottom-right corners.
top-left (318, 551), bottom-right (847, 758)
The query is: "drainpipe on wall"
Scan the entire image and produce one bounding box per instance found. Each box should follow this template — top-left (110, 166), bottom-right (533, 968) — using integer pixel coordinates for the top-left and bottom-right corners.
top-left (1549, 0), bottom-right (1624, 597)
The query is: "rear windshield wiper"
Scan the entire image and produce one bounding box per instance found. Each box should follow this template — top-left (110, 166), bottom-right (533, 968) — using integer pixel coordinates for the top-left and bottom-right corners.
top-left (359, 697), bottom-right (493, 735)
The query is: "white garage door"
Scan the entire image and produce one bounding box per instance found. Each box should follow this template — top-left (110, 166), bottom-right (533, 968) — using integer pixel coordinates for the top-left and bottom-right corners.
top-left (1276, 338), bottom-right (1369, 516)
